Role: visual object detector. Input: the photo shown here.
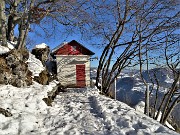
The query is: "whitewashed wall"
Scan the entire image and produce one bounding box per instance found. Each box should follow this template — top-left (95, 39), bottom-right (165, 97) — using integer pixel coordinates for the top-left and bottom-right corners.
top-left (56, 55), bottom-right (90, 87)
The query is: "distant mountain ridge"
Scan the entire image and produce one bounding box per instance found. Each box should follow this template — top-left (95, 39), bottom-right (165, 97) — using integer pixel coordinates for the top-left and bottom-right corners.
top-left (142, 67), bottom-right (174, 87)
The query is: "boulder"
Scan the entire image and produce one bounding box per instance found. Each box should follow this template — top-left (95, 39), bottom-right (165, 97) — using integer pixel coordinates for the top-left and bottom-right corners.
top-left (31, 46), bottom-right (50, 66)
top-left (0, 48), bottom-right (33, 87)
top-left (0, 108), bottom-right (12, 117)
top-left (31, 45), bottom-right (57, 84)
top-left (34, 70), bottom-right (49, 85)
top-left (17, 48), bottom-right (29, 62)
top-left (0, 57), bottom-right (11, 84)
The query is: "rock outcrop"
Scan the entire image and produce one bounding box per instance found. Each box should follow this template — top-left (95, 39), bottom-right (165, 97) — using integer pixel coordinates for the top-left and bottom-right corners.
top-left (43, 83), bottom-right (66, 106)
top-left (0, 48), bottom-right (33, 87)
top-left (34, 70), bottom-right (49, 85)
top-left (0, 108), bottom-right (12, 117)
top-left (31, 45), bottom-right (50, 66)
top-left (31, 44), bottom-right (57, 85)
top-left (0, 43), bottom-right (55, 87)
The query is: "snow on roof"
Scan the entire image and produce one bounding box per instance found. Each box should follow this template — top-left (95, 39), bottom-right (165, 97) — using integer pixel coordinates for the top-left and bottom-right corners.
top-left (0, 41), bottom-right (15, 54)
top-left (35, 43), bottom-right (48, 49)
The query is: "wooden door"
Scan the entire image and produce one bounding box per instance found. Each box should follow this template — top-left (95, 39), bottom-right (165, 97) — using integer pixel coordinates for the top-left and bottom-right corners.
top-left (76, 65), bottom-right (86, 87)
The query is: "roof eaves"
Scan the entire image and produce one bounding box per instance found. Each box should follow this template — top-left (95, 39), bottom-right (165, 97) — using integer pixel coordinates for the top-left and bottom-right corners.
top-left (51, 42), bottom-right (68, 54)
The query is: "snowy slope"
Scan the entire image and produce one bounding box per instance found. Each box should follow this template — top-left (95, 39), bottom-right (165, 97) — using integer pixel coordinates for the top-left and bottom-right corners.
top-left (114, 72), bottom-right (180, 128)
top-left (0, 84), bottom-right (178, 135)
top-left (0, 81), bottom-right (56, 135)
top-left (26, 52), bottom-right (45, 76)
top-left (26, 42), bottom-right (49, 76)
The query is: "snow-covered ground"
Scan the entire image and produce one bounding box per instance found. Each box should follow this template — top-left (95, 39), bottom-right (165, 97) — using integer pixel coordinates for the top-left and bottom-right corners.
top-left (0, 49), bottom-right (178, 134)
top-left (90, 68), bottom-right (180, 131)
top-left (0, 83), bottom-right (178, 135)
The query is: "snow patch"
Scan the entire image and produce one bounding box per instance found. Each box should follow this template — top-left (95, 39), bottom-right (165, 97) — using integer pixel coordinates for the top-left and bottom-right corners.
top-left (7, 41), bottom-right (16, 49)
top-left (26, 52), bottom-right (45, 76)
top-left (0, 41), bottom-right (15, 54)
top-left (0, 45), bottom-right (10, 54)
top-left (165, 75), bottom-right (174, 84)
top-left (35, 43), bottom-right (48, 49)
top-left (134, 101), bottom-right (145, 113)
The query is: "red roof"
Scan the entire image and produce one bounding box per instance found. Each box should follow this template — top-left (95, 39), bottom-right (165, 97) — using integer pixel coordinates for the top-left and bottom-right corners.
top-left (52, 40), bottom-right (95, 56)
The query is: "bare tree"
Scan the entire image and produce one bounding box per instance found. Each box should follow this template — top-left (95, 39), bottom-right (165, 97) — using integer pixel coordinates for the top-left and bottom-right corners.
top-left (95, 0), bottom-right (179, 97)
top-left (2, 0), bottom-right (93, 49)
top-left (95, 0), bottom-right (139, 95)
top-left (136, 0), bottom-right (179, 124)
top-left (141, 31), bottom-right (179, 126)
top-left (158, 33), bottom-right (180, 125)
top-left (0, 0), bottom-right (7, 46)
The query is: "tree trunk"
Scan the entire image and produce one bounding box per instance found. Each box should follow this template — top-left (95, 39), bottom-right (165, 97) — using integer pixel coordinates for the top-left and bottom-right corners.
top-left (138, 33), bottom-right (149, 116)
top-left (162, 95), bottom-right (180, 125)
top-left (17, 22), bottom-right (26, 49)
top-left (155, 91), bottom-right (169, 120)
top-left (152, 72), bottom-right (160, 119)
top-left (17, 0), bottom-right (34, 50)
top-left (7, 15), bottom-right (14, 41)
top-left (0, 0), bottom-right (7, 46)
top-left (160, 73), bottom-right (180, 124)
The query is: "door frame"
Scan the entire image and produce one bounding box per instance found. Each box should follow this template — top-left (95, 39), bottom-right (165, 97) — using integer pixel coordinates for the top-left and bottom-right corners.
top-left (76, 64), bottom-right (86, 87)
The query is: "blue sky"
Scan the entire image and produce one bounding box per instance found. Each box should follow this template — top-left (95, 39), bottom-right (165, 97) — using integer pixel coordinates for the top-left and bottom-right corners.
top-left (13, 0), bottom-right (179, 69)
top-left (25, 26), bottom-right (101, 68)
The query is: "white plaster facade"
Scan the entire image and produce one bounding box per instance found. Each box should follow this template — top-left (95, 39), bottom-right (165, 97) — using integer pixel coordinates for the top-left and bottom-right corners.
top-left (56, 55), bottom-right (91, 87)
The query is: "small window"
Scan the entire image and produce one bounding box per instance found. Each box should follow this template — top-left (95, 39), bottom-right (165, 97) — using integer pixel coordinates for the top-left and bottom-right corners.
top-left (71, 46), bottom-right (76, 52)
